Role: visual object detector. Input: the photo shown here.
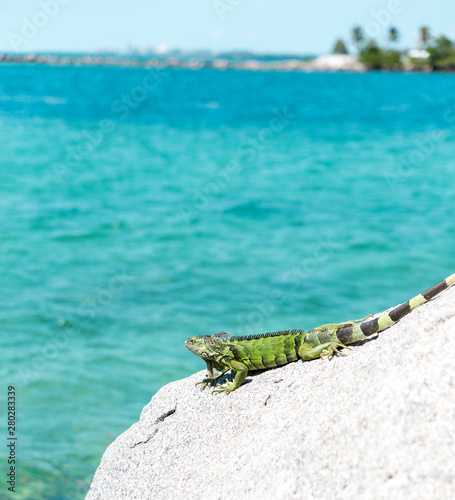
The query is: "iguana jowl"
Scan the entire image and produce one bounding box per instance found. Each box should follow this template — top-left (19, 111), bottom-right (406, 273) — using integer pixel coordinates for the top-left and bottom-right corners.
top-left (185, 273), bottom-right (455, 393)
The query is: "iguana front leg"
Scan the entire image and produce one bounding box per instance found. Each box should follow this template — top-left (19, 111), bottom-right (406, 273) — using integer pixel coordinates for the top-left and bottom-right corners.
top-left (195, 359), bottom-right (230, 391)
top-left (212, 360), bottom-right (248, 394)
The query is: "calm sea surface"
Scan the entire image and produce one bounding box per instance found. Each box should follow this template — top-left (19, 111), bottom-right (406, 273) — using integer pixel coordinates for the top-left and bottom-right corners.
top-left (1, 64), bottom-right (454, 499)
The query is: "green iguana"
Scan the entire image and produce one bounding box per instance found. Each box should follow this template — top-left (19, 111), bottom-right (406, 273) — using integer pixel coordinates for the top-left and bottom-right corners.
top-left (185, 272), bottom-right (455, 393)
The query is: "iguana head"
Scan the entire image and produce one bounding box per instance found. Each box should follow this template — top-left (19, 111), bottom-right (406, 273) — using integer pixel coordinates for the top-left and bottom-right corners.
top-left (185, 335), bottom-right (219, 360)
top-left (185, 334), bottom-right (230, 379)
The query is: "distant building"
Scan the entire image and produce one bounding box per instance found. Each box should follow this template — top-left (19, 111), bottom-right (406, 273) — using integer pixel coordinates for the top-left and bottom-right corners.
top-left (406, 49), bottom-right (430, 59)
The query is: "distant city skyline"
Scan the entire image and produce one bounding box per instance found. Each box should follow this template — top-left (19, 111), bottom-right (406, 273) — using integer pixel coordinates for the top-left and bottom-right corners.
top-left (1, 0), bottom-right (455, 55)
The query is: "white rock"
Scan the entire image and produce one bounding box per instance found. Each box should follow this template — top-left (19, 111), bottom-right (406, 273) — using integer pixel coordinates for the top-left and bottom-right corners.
top-left (305, 54), bottom-right (366, 72)
top-left (87, 284), bottom-right (455, 500)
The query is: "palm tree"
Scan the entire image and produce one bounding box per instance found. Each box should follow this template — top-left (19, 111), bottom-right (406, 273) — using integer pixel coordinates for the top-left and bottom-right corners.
top-left (333, 39), bottom-right (348, 55)
top-left (352, 26), bottom-right (364, 54)
top-left (419, 26), bottom-right (431, 47)
top-left (389, 27), bottom-right (399, 45)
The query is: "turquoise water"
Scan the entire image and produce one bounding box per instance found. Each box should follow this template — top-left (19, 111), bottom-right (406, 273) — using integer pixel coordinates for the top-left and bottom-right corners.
top-left (1, 64), bottom-right (455, 499)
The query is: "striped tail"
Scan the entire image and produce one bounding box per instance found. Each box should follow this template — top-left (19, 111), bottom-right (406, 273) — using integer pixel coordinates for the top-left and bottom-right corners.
top-left (337, 272), bottom-right (455, 346)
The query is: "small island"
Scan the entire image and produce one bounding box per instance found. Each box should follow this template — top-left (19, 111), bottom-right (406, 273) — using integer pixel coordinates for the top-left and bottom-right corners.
top-left (1, 26), bottom-right (455, 72)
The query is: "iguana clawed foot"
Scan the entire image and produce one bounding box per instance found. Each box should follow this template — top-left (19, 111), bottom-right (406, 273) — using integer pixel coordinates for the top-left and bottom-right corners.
top-left (195, 379), bottom-right (216, 391)
top-left (320, 342), bottom-right (351, 359)
top-left (196, 378), bottom-right (233, 394)
top-left (211, 381), bottom-right (236, 394)
top-left (299, 339), bottom-right (350, 360)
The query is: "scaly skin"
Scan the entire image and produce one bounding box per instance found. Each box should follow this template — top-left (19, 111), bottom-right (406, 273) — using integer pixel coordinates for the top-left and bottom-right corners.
top-left (185, 272), bottom-right (455, 393)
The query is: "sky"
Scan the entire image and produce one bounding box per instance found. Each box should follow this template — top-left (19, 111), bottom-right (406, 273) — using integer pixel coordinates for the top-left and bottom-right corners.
top-left (1, 0), bottom-right (455, 55)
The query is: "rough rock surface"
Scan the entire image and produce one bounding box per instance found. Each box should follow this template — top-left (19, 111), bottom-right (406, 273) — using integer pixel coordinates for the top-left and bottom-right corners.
top-left (87, 285), bottom-right (455, 500)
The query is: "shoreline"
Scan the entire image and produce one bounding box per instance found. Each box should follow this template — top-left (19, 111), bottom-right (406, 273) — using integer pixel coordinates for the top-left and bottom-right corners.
top-left (0, 53), bottom-right (444, 73)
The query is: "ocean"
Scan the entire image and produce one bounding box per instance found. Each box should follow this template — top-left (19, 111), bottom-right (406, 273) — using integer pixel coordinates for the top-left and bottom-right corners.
top-left (1, 63), bottom-right (454, 499)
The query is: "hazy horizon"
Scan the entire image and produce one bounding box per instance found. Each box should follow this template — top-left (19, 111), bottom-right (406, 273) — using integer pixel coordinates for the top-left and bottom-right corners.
top-left (0, 44), bottom-right (437, 58)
